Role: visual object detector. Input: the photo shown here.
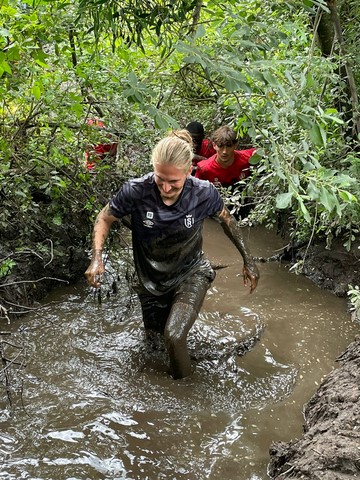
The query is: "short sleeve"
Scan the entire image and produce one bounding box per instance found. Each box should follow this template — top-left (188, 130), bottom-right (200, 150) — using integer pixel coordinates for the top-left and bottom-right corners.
top-left (109, 182), bottom-right (133, 218)
top-left (207, 182), bottom-right (224, 216)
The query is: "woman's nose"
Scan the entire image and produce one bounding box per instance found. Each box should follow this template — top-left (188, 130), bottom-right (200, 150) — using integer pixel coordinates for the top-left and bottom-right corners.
top-left (162, 182), bottom-right (172, 193)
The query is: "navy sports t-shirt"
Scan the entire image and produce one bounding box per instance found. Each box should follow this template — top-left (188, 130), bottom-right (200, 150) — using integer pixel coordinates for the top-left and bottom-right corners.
top-left (109, 172), bottom-right (224, 295)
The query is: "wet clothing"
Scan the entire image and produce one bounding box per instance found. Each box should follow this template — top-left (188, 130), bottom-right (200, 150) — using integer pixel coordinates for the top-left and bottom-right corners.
top-left (136, 259), bottom-right (215, 332)
top-left (109, 173), bottom-right (224, 296)
top-left (195, 148), bottom-right (256, 187)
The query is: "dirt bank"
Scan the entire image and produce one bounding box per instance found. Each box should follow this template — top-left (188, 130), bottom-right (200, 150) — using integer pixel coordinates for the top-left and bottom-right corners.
top-left (0, 241), bottom-right (89, 319)
top-left (297, 237), bottom-right (360, 298)
top-left (268, 337), bottom-right (360, 480)
top-left (267, 239), bottom-right (360, 479)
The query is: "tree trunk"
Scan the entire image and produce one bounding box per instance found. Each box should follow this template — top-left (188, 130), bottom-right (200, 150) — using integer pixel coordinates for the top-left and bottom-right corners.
top-left (315, 0), bottom-right (360, 139)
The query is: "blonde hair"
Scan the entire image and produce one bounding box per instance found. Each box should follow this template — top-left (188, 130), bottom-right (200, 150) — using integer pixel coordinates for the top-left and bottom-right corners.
top-left (167, 129), bottom-right (193, 146)
top-left (151, 133), bottom-right (193, 172)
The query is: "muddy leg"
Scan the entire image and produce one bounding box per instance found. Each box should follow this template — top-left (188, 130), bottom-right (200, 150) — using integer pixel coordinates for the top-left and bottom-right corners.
top-left (164, 271), bottom-right (211, 379)
top-left (164, 303), bottom-right (198, 379)
top-left (138, 290), bottom-right (171, 334)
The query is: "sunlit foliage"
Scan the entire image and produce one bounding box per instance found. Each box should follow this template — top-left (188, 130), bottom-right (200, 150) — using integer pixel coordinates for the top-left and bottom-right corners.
top-left (0, 0), bottom-right (359, 263)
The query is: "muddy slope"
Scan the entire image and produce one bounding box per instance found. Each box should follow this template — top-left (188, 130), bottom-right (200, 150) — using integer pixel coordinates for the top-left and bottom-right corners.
top-left (296, 237), bottom-right (360, 297)
top-left (268, 337), bottom-right (360, 480)
top-left (268, 239), bottom-right (360, 480)
top-left (0, 242), bottom-right (89, 319)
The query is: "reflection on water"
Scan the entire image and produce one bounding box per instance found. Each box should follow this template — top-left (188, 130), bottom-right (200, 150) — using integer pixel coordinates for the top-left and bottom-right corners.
top-left (0, 221), bottom-right (357, 479)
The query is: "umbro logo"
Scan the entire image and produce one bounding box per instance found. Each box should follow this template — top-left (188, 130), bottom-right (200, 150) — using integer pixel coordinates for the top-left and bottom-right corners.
top-left (143, 219), bottom-right (154, 228)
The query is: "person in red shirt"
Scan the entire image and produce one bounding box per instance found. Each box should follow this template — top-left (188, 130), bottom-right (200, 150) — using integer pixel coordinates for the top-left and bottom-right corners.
top-left (186, 121), bottom-right (216, 168)
top-left (195, 125), bottom-right (256, 187)
top-left (195, 125), bottom-right (256, 218)
top-left (85, 118), bottom-right (118, 172)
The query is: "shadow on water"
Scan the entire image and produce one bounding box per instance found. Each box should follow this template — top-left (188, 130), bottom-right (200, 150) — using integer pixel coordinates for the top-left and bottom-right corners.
top-left (0, 220), bottom-right (358, 479)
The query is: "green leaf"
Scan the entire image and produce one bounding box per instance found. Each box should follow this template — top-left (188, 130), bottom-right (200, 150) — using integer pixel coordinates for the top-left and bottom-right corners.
top-left (71, 103), bottom-right (83, 117)
top-left (322, 114), bottom-right (343, 125)
top-left (223, 68), bottom-right (250, 93)
top-left (262, 71), bottom-right (279, 89)
top-left (290, 173), bottom-right (300, 188)
top-left (154, 113), bottom-right (170, 130)
top-left (31, 84), bottom-right (41, 100)
top-left (307, 182), bottom-right (320, 200)
top-left (319, 186), bottom-right (336, 212)
top-left (309, 123), bottom-right (326, 147)
top-left (298, 198), bottom-right (311, 223)
top-left (0, 60), bottom-right (12, 75)
top-left (276, 192), bottom-right (293, 209)
top-left (0, 27), bottom-right (11, 38)
top-left (284, 69), bottom-right (294, 86)
top-left (296, 112), bottom-right (312, 129)
top-left (249, 153), bottom-right (261, 165)
top-left (332, 173), bottom-right (356, 186)
top-left (224, 76), bottom-right (245, 93)
top-left (35, 58), bottom-right (50, 69)
top-left (251, 70), bottom-right (265, 83)
top-left (303, 161), bottom-right (316, 172)
top-left (194, 24), bottom-right (206, 39)
top-left (308, 155), bottom-right (322, 168)
top-left (183, 55), bottom-right (198, 64)
top-left (52, 213), bottom-right (62, 226)
top-left (339, 190), bottom-right (358, 203)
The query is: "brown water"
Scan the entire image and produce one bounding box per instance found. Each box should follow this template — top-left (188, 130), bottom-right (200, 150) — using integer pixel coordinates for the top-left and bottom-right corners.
top-left (0, 220), bottom-right (357, 480)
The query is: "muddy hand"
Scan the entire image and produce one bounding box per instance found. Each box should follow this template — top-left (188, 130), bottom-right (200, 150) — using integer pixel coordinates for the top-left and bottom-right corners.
top-left (84, 256), bottom-right (104, 289)
top-left (243, 263), bottom-right (259, 294)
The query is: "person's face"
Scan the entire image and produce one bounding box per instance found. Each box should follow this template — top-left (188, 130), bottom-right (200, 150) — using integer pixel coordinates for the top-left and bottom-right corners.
top-left (154, 163), bottom-right (192, 204)
top-left (213, 143), bottom-right (236, 166)
top-left (191, 133), bottom-right (204, 152)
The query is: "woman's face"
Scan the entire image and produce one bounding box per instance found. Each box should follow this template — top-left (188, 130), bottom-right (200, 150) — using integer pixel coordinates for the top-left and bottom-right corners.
top-left (154, 163), bottom-right (192, 205)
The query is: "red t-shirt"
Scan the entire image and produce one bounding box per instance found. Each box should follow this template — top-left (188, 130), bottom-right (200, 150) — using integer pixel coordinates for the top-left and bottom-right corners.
top-left (197, 139), bottom-right (216, 159)
top-left (85, 143), bottom-right (118, 170)
top-left (85, 118), bottom-right (118, 170)
top-left (195, 148), bottom-right (256, 187)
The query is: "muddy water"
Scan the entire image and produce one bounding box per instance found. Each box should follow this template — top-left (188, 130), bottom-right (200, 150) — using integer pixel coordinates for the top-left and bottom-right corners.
top-left (1, 220), bottom-right (358, 480)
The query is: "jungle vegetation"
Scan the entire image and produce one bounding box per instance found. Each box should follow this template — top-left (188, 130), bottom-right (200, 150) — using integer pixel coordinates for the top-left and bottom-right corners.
top-left (0, 0), bottom-right (359, 308)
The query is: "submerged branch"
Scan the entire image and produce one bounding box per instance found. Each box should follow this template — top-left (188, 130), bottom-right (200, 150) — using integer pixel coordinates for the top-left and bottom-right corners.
top-left (0, 277), bottom-right (69, 288)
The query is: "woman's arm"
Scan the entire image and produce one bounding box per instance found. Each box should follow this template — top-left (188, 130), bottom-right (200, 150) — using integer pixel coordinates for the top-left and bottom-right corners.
top-left (217, 207), bottom-right (259, 293)
top-left (84, 204), bottom-right (119, 288)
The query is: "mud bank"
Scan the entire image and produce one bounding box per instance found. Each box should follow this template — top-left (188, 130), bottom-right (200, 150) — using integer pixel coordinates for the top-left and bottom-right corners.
top-left (268, 337), bottom-right (360, 479)
top-left (0, 244), bottom-right (89, 319)
top-left (267, 239), bottom-right (360, 480)
top-left (297, 237), bottom-right (360, 298)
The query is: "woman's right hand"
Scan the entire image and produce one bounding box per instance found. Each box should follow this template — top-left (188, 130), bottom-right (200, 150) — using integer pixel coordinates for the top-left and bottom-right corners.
top-left (84, 252), bottom-right (104, 288)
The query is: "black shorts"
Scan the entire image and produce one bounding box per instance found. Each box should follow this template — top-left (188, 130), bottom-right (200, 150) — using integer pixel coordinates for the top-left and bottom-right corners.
top-left (136, 259), bottom-right (215, 332)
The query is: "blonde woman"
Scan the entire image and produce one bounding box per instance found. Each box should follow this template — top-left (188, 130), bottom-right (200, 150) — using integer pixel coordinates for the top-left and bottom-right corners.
top-left (85, 134), bottom-right (259, 379)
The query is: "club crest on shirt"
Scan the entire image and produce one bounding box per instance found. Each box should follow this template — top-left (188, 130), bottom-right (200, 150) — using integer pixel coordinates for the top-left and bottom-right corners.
top-left (184, 214), bottom-right (194, 229)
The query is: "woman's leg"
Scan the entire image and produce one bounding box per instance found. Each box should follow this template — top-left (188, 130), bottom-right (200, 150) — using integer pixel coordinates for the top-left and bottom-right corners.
top-left (137, 289), bottom-right (172, 333)
top-left (164, 264), bottom-right (214, 379)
